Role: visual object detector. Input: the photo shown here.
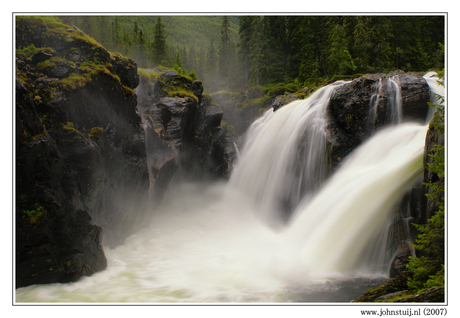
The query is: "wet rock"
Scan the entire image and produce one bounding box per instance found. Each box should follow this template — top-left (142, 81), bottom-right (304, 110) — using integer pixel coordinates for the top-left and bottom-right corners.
top-left (31, 51), bottom-right (52, 65)
top-left (272, 93), bottom-right (302, 111)
top-left (136, 72), bottom-right (229, 202)
top-left (327, 72), bottom-right (431, 167)
top-left (15, 16), bottom-right (147, 287)
top-left (352, 272), bottom-right (410, 302)
top-left (204, 104), bottom-right (224, 128)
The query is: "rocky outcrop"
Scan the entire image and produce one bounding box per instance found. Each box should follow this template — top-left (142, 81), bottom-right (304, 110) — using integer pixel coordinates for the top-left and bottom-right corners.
top-left (422, 109), bottom-right (445, 223)
top-left (352, 74), bottom-right (444, 302)
top-left (352, 271), bottom-right (444, 303)
top-left (327, 72), bottom-right (431, 165)
top-left (15, 17), bottom-right (147, 287)
top-left (211, 87), bottom-right (272, 138)
top-left (136, 69), bottom-right (229, 201)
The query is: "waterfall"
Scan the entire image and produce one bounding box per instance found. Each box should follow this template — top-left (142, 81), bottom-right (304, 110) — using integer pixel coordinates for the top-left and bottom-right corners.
top-left (368, 75), bottom-right (403, 130)
top-left (424, 71), bottom-right (445, 123)
top-left (387, 76), bottom-right (403, 124)
top-left (368, 78), bottom-right (382, 131)
top-left (283, 123), bottom-right (427, 276)
top-left (229, 81), bottom-right (348, 224)
top-left (16, 75), bottom-right (443, 303)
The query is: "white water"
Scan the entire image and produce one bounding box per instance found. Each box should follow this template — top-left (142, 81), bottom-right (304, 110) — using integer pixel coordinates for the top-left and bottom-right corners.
top-left (16, 78), bottom-right (438, 304)
top-left (229, 81), bottom-right (347, 223)
top-left (368, 76), bottom-right (403, 130)
top-left (368, 78), bottom-right (382, 130)
top-left (423, 71), bottom-right (445, 123)
top-left (285, 123), bottom-right (426, 276)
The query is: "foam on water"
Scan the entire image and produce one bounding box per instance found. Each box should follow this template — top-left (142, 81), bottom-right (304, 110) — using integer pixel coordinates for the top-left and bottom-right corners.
top-left (16, 76), bottom-right (443, 303)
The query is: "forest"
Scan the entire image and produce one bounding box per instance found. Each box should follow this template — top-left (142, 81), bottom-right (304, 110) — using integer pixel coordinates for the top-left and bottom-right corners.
top-left (58, 15), bottom-right (445, 93)
top-left (14, 13), bottom-right (446, 304)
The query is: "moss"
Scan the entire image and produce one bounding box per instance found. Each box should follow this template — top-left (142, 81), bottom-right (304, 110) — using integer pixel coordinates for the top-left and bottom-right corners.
top-left (221, 120), bottom-right (235, 132)
top-left (88, 127), bottom-right (105, 139)
top-left (164, 88), bottom-right (198, 103)
top-left (22, 206), bottom-right (46, 226)
top-left (138, 68), bottom-right (150, 82)
top-left (373, 290), bottom-right (412, 303)
top-left (31, 131), bottom-right (47, 141)
top-left (123, 85), bottom-right (137, 98)
top-left (345, 113), bottom-right (354, 122)
top-left (16, 16), bottom-right (132, 100)
top-left (16, 44), bottom-right (44, 59)
top-left (241, 95), bottom-right (271, 109)
top-left (54, 72), bottom-right (91, 90)
top-left (159, 73), bottom-right (199, 103)
top-left (36, 56), bottom-right (73, 72)
top-left (61, 121), bottom-right (79, 133)
top-left (33, 95), bottom-right (43, 104)
top-left (261, 82), bottom-right (300, 97)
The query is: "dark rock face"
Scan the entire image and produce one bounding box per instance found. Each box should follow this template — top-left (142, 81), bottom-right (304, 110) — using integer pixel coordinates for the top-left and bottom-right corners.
top-left (16, 80), bottom-right (110, 288)
top-left (15, 17), bottom-right (147, 287)
top-left (272, 92), bottom-right (304, 111)
top-left (211, 87), bottom-right (272, 138)
top-left (322, 72), bottom-right (432, 279)
top-left (422, 112), bottom-right (444, 223)
top-left (327, 72), bottom-right (430, 166)
top-left (136, 70), bottom-right (229, 201)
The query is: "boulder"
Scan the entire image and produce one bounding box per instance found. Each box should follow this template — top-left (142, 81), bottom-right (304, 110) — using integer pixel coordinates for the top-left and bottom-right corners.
top-left (327, 72), bottom-right (431, 166)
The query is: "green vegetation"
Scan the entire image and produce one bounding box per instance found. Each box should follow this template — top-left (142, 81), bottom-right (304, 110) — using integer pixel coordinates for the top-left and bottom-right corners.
top-left (54, 15), bottom-right (443, 96)
top-left (22, 206), bottom-right (46, 226)
top-left (406, 75), bottom-right (445, 294)
top-left (138, 68), bottom-right (162, 83)
top-left (241, 95), bottom-right (271, 110)
top-left (88, 127), bottom-right (105, 139)
top-left (16, 15), bottom-right (140, 111)
top-left (61, 122), bottom-right (79, 133)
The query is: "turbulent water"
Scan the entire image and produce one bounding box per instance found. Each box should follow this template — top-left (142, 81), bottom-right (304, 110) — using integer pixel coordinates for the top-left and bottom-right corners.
top-left (15, 76), bottom-right (440, 304)
top-left (229, 81), bottom-right (347, 223)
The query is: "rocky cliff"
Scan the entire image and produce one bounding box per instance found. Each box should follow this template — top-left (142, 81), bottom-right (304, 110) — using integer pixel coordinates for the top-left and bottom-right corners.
top-left (327, 72), bottom-right (430, 166)
top-left (136, 68), bottom-right (229, 200)
top-left (15, 16), bottom-right (228, 288)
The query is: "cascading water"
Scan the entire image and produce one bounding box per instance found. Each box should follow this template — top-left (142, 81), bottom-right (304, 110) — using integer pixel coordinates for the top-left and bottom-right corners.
top-left (15, 75), bottom-right (443, 303)
top-left (283, 123), bottom-right (427, 276)
top-left (387, 76), bottom-right (403, 124)
top-left (424, 71), bottom-right (445, 123)
top-left (368, 78), bottom-right (382, 131)
top-left (229, 81), bottom-right (348, 224)
top-left (368, 75), bottom-right (403, 131)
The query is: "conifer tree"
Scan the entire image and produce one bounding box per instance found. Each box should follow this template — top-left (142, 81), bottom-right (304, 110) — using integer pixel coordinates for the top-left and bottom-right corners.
top-left (218, 16), bottom-right (232, 88)
top-left (237, 16), bottom-right (254, 87)
top-left (152, 17), bottom-right (168, 66)
top-left (248, 16), bottom-right (263, 86)
top-left (206, 39), bottom-right (217, 91)
top-left (327, 21), bottom-right (350, 76)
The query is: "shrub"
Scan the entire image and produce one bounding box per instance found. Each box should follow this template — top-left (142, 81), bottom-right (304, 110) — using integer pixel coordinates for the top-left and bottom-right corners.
top-left (406, 74), bottom-right (445, 293)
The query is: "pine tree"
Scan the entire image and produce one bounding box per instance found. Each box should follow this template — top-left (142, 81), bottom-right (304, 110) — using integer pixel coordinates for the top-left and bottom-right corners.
top-left (369, 16), bottom-right (392, 72)
top-left (173, 49), bottom-right (185, 74)
top-left (237, 16), bottom-right (254, 87)
top-left (218, 16), bottom-right (232, 88)
top-left (206, 39), bottom-right (217, 91)
top-left (260, 16), bottom-right (287, 84)
top-left (152, 17), bottom-right (168, 66)
top-left (327, 20), bottom-right (350, 76)
top-left (249, 16), bottom-right (263, 86)
top-left (111, 17), bottom-right (121, 49)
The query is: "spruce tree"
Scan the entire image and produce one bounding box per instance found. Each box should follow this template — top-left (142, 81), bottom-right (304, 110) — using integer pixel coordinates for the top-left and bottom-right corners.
top-left (237, 16), bottom-right (254, 87)
top-left (152, 17), bottom-right (168, 66)
top-left (218, 16), bottom-right (231, 88)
